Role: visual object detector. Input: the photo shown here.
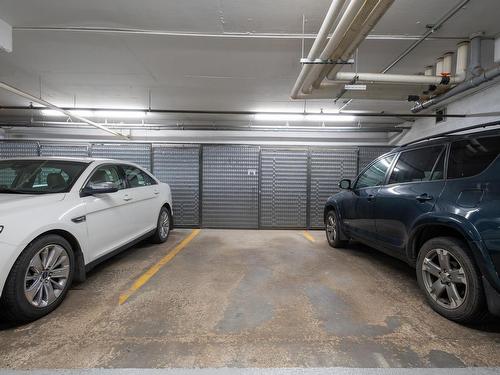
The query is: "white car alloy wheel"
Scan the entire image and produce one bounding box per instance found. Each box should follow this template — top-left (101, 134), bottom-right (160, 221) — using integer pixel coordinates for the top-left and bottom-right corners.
top-left (159, 209), bottom-right (170, 240)
top-left (24, 244), bottom-right (70, 308)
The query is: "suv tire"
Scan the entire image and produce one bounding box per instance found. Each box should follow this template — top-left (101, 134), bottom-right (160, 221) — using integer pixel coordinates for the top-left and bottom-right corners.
top-left (416, 236), bottom-right (486, 323)
top-left (325, 210), bottom-right (348, 248)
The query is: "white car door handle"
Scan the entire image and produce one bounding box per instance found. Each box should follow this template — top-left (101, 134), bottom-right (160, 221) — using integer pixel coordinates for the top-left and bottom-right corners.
top-left (123, 195), bottom-right (133, 201)
top-left (153, 191), bottom-right (160, 195)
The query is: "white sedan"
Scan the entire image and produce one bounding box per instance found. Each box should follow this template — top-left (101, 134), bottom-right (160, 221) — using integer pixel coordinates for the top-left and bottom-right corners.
top-left (0, 157), bottom-right (172, 322)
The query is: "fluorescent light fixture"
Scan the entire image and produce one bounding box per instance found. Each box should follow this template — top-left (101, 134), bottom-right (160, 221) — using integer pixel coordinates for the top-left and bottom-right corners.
top-left (255, 113), bottom-right (355, 122)
top-left (254, 113), bottom-right (305, 122)
top-left (94, 110), bottom-right (146, 118)
top-left (305, 114), bottom-right (356, 122)
top-left (41, 109), bottom-right (65, 117)
top-left (41, 109), bottom-right (146, 118)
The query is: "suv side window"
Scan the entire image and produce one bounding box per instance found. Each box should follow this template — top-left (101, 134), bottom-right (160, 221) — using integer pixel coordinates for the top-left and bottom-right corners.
top-left (122, 165), bottom-right (157, 188)
top-left (388, 146), bottom-right (444, 185)
top-left (87, 165), bottom-right (126, 190)
top-left (355, 155), bottom-right (394, 189)
top-left (448, 135), bottom-right (500, 179)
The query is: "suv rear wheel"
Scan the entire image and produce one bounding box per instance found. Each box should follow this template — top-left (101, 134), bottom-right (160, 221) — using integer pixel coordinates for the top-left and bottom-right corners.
top-left (416, 236), bottom-right (486, 323)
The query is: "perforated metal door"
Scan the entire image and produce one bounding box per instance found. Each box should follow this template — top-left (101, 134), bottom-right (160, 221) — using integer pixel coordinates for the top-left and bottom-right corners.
top-left (358, 146), bottom-right (394, 172)
top-left (260, 148), bottom-right (308, 228)
top-left (202, 145), bottom-right (259, 228)
top-left (91, 143), bottom-right (152, 170)
top-left (40, 143), bottom-right (90, 157)
top-left (309, 148), bottom-right (358, 228)
top-left (153, 145), bottom-right (200, 227)
top-left (0, 142), bottom-right (39, 158)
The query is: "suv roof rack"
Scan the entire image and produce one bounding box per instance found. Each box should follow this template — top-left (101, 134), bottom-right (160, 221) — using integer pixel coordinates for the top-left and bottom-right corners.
top-left (401, 120), bottom-right (500, 147)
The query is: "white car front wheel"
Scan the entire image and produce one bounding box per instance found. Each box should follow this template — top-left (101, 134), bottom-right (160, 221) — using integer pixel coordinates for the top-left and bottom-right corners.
top-left (0, 234), bottom-right (74, 323)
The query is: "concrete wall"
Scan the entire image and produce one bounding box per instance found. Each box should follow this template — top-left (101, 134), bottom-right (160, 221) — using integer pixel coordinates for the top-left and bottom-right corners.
top-left (397, 81), bottom-right (500, 145)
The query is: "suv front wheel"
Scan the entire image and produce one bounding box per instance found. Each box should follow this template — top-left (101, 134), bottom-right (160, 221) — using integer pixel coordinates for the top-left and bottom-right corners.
top-left (416, 236), bottom-right (486, 323)
top-left (325, 210), bottom-right (348, 248)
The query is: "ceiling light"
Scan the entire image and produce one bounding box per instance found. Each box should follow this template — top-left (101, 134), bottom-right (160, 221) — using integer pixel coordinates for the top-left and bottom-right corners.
top-left (254, 113), bottom-right (305, 122)
top-left (41, 109), bottom-right (65, 117)
top-left (305, 114), bottom-right (356, 122)
top-left (255, 113), bottom-right (355, 122)
top-left (94, 110), bottom-right (146, 118)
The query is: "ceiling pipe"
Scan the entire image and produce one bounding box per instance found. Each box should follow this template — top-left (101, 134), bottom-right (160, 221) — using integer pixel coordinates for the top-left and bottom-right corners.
top-left (0, 121), bottom-right (409, 133)
top-left (292, 0), bottom-right (367, 97)
top-left (289, 0), bottom-right (349, 99)
top-left (322, 0), bottom-right (395, 84)
top-left (435, 57), bottom-right (445, 75)
top-left (13, 26), bottom-right (468, 41)
top-left (332, 72), bottom-right (463, 85)
top-left (442, 52), bottom-right (454, 75)
top-left (456, 41), bottom-right (470, 77)
top-left (380, 0), bottom-right (471, 73)
top-left (0, 81), bottom-right (128, 139)
top-left (411, 63), bottom-right (500, 112)
top-left (468, 33), bottom-right (483, 77)
top-left (0, 106), bottom-right (468, 118)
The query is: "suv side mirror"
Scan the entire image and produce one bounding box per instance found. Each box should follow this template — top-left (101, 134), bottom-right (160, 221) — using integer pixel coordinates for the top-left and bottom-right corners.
top-left (339, 179), bottom-right (352, 190)
top-left (81, 182), bottom-right (118, 197)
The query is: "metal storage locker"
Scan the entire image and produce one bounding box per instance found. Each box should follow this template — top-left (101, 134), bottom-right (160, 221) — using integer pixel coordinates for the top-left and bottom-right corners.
top-left (0, 141), bottom-right (39, 158)
top-left (260, 148), bottom-right (308, 228)
top-left (91, 143), bottom-right (152, 170)
top-left (40, 143), bottom-right (90, 157)
top-left (153, 145), bottom-right (200, 227)
top-left (309, 148), bottom-right (358, 229)
top-left (202, 145), bottom-right (259, 228)
top-left (358, 146), bottom-right (394, 173)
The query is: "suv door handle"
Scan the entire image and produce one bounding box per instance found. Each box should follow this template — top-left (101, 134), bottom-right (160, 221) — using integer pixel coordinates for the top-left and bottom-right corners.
top-left (367, 194), bottom-right (376, 202)
top-left (416, 194), bottom-right (433, 202)
top-left (123, 195), bottom-right (133, 201)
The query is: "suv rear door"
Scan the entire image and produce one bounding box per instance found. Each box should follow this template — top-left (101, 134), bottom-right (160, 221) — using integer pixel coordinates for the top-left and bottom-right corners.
top-left (374, 145), bottom-right (446, 256)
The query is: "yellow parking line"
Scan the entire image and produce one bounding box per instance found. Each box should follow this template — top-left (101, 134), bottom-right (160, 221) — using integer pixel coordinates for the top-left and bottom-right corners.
top-left (302, 230), bottom-right (316, 243)
top-left (118, 229), bottom-right (201, 305)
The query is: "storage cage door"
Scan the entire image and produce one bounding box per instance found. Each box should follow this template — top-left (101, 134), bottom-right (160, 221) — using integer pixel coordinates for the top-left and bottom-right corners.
top-left (40, 143), bottom-right (90, 157)
top-left (0, 141), bottom-right (39, 158)
top-left (309, 148), bottom-right (358, 229)
top-left (202, 145), bottom-right (259, 228)
top-left (358, 146), bottom-right (394, 173)
top-left (260, 148), bottom-right (308, 228)
top-left (153, 145), bottom-right (200, 227)
top-left (91, 143), bottom-right (152, 170)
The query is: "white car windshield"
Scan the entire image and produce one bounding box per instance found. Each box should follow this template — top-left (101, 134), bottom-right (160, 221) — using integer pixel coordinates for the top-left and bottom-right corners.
top-left (0, 160), bottom-right (89, 194)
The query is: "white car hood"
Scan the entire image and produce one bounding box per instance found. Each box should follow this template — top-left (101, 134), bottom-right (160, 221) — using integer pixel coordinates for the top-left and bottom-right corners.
top-left (0, 193), bottom-right (66, 214)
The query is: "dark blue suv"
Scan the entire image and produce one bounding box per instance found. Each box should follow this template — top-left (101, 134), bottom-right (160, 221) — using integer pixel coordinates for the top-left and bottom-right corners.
top-left (324, 129), bottom-right (500, 323)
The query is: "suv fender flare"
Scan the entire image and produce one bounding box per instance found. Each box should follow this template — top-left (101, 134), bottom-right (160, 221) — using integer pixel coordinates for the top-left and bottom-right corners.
top-left (408, 213), bottom-right (500, 291)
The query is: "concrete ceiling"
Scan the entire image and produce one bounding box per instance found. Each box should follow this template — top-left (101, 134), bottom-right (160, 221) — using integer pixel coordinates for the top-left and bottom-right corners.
top-left (0, 0), bottom-right (498, 121)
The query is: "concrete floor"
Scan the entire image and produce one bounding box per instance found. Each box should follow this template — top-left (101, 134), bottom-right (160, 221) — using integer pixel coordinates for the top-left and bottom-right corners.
top-left (1, 229), bottom-right (500, 369)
